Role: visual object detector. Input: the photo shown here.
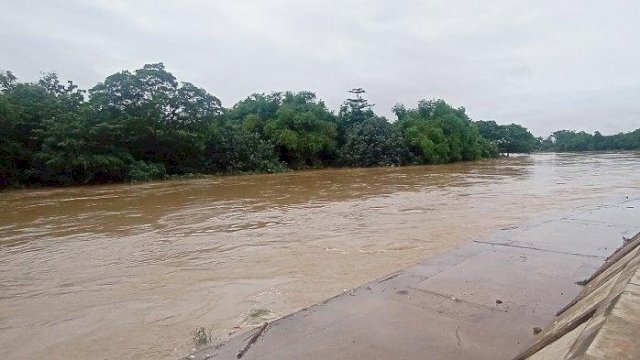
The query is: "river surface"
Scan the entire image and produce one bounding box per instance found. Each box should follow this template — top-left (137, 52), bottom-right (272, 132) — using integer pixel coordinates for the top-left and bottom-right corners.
top-left (1, 152), bottom-right (639, 359)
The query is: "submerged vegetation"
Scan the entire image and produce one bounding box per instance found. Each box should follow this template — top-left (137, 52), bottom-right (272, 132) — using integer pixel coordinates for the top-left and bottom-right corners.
top-left (247, 308), bottom-right (272, 320)
top-left (1, 63), bottom-right (638, 189)
top-left (191, 326), bottom-right (212, 346)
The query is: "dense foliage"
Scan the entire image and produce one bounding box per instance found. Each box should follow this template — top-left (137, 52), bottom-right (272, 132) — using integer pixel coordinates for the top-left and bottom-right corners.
top-left (394, 100), bottom-right (496, 163)
top-left (337, 88), bottom-right (409, 167)
top-left (539, 130), bottom-right (640, 152)
top-left (4, 63), bottom-right (633, 189)
top-left (475, 120), bottom-right (539, 155)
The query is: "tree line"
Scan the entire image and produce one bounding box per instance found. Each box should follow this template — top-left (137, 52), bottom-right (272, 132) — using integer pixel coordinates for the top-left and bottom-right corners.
top-left (0, 63), bottom-right (636, 189)
top-left (539, 130), bottom-right (640, 152)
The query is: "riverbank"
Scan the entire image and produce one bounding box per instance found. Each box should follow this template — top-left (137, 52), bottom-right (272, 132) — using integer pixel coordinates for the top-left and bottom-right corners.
top-left (0, 156), bottom-right (492, 192)
top-left (2, 151), bottom-right (636, 192)
top-left (187, 196), bottom-right (640, 359)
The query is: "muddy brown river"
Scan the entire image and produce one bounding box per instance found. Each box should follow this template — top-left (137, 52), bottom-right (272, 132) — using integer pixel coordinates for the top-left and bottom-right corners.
top-left (1, 152), bottom-right (639, 359)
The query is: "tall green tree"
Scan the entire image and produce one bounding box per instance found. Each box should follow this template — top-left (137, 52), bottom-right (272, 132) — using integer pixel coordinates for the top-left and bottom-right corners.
top-left (226, 92), bottom-right (338, 168)
top-left (203, 120), bottom-right (284, 174)
top-left (335, 88), bottom-right (410, 166)
top-left (339, 116), bottom-right (409, 167)
top-left (394, 99), bottom-right (492, 164)
top-left (89, 63), bottom-right (222, 173)
top-left (338, 88), bottom-right (375, 129)
top-left (264, 92), bottom-right (338, 168)
top-left (35, 109), bottom-right (133, 184)
top-left (476, 120), bottom-right (538, 155)
top-left (0, 71), bottom-right (88, 185)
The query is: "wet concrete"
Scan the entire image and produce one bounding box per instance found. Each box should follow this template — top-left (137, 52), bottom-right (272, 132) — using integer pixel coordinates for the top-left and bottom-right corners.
top-left (187, 196), bottom-right (640, 360)
top-left (519, 228), bottom-right (640, 359)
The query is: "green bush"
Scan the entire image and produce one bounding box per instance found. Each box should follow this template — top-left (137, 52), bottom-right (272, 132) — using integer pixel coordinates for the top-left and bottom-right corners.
top-left (339, 117), bottom-right (409, 167)
top-left (204, 123), bottom-right (287, 174)
top-left (127, 161), bottom-right (167, 182)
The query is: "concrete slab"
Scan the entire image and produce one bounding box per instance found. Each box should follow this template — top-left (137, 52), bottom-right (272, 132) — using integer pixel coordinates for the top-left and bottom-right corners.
top-left (411, 246), bottom-right (597, 312)
top-left (482, 198), bottom-right (640, 258)
top-left (484, 220), bottom-right (632, 259)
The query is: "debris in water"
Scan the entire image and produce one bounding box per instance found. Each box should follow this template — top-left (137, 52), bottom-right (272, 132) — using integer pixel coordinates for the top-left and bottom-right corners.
top-left (533, 327), bottom-right (542, 335)
top-left (496, 299), bottom-right (503, 304)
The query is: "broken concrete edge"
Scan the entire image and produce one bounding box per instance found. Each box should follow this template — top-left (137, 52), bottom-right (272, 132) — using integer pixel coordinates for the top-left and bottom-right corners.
top-left (584, 232), bottom-right (640, 285)
top-left (181, 269), bottom-right (405, 359)
top-left (512, 306), bottom-right (598, 360)
top-left (555, 233), bottom-right (640, 316)
top-left (513, 230), bottom-right (640, 360)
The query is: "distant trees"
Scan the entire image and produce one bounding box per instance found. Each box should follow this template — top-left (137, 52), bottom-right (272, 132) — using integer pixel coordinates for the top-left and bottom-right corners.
top-left (540, 129), bottom-right (640, 152)
top-left (475, 121), bottom-right (538, 156)
top-left (4, 63), bottom-right (637, 189)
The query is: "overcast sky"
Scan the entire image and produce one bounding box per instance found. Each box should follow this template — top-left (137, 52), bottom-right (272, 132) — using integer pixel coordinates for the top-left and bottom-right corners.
top-left (2, 0), bottom-right (639, 136)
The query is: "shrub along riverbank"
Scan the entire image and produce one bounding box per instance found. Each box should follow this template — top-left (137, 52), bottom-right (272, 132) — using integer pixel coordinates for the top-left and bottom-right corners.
top-left (1, 63), bottom-right (638, 189)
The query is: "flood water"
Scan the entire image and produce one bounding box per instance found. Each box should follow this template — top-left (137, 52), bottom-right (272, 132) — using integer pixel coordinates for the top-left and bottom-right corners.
top-left (1, 152), bottom-right (639, 359)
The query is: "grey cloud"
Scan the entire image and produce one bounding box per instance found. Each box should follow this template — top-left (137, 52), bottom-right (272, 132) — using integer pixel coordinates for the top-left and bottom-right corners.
top-left (2, 0), bottom-right (639, 136)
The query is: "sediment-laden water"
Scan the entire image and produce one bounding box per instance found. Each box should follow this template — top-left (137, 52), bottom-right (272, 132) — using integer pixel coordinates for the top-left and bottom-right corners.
top-left (1, 152), bottom-right (639, 359)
